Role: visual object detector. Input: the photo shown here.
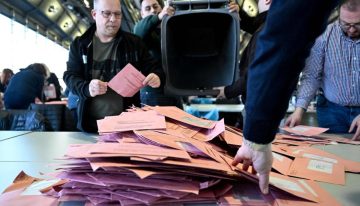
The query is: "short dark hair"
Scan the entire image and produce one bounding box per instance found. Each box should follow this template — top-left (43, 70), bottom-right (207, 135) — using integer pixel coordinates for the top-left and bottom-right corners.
top-left (135, 0), bottom-right (164, 10)
top-left (28, 63), bottom-right (49, 78)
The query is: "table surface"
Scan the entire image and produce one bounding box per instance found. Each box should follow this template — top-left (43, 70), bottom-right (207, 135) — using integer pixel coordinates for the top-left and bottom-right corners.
top-left (0, 131), bottom-right (32, 141)
top-left (0, 131), bottom-right (359, 206)
top-left (185, 104), bottom-right (244, 113)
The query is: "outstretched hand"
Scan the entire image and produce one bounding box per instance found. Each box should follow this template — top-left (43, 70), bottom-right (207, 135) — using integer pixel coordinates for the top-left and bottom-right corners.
top-left (232, 140), bottom-right (273, 194)
top-left (284, 107), bottom-right (304, 127)
top-left (349, 114), bottom-right (360, 141)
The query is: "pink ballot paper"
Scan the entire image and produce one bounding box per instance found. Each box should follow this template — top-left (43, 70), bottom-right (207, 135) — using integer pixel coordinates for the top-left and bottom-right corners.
top-left (108, 63), bottom-right (146, 97)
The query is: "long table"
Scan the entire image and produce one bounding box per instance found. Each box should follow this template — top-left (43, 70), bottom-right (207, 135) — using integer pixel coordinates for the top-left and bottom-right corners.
top-left (0, 131), bottom-right (359, 206)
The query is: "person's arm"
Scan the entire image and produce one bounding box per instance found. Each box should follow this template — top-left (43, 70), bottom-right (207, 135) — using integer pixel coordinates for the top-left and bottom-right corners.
top-left (233, 0), bottom-right (340, 194)
top-left (350, 114), bottom-right (360, 141)
top-left (295, 35), bottom-right (327, 110)
top-left (244, 0), bottom-right (338, 144)
top-left (133, 15), bottom-right (160, 39)
top-left (285, 107), bottom-right (306, 127)
top-left (285, 33), bottom-right (327, 127)
top-left (63, 38), bottom-right (92, 99)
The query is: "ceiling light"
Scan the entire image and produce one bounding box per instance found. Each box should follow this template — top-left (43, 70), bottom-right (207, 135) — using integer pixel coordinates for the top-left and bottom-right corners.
top-left (83, 0), bottom-right (90, 8)
top-left (63, 21), bottom-right (73, 29)
top-left (48, 5), bottom-right (58, 13)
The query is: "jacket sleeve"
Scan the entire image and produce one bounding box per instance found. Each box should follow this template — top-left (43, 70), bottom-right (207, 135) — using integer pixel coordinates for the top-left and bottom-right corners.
top-left (243, 0), bottom-right (339, 144)
top-left (133, 15), bottom-right (160, 39)
top-left (295, 32), bottom-right (327, 109)
top-left (63, 38), bottom-right (92, 99)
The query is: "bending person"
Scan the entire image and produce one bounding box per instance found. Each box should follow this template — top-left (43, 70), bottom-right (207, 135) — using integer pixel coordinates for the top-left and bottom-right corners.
top-left (285, 1), bottom-right (360, 141)
top-left (231, 0), bottom-right (340, 194)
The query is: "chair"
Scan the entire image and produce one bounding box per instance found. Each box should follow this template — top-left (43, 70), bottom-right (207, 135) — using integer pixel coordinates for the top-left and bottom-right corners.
top-left (0, 110), bottom-right (50, 131)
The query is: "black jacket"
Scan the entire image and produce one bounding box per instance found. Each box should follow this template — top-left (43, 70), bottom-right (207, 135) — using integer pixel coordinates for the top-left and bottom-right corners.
top-left (63, 24), bottom-right (163, 132)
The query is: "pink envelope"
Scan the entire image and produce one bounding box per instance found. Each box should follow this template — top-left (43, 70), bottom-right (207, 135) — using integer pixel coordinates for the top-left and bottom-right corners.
top-left (108, 63), bottom-right (145, 97)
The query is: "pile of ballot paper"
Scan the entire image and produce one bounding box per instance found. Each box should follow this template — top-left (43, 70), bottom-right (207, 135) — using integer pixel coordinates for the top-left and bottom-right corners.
top-left (1, 106), bottom-right (359, 205)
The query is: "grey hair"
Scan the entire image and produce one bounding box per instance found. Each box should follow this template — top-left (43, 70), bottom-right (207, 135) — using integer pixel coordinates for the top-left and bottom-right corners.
top-left (341, 0), bottom-right (360, 12)
top-left (93, 0), bottom-right (98, 9)
top-left (94, 0), bottom-right (122, 9)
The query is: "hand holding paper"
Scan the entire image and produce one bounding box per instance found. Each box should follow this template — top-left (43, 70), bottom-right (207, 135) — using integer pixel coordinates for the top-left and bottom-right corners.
top-left (143, 73), bottom-right (160, 88)
top-left (89, 79), bottom-right (108, 97)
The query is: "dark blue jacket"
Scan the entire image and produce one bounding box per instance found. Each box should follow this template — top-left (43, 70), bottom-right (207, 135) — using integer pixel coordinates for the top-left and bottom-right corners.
top-left (4, 68), bottom-right (45, 109)
top-left (244, 0), bottom-right (340, 144)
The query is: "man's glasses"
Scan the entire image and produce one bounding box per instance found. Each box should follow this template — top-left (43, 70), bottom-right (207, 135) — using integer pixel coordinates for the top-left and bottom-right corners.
top-left (339, 20), bottom-right (360, 31)
top-left (99, 10), bottom-right (122, 19)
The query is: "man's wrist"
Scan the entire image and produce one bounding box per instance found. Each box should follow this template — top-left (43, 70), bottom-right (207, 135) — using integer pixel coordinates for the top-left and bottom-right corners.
top-left (242, 138), bottom-right (271, 151)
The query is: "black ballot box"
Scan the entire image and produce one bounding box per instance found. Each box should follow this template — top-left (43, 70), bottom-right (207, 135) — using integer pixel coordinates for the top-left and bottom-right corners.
top-left (161, 0), bottom-right (240, 96)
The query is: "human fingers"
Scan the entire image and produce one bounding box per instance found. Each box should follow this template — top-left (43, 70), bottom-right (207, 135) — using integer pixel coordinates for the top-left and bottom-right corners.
top-left (258, 172), bottom-right (270, 194)
top-left (89, 80), bottom-right (107, 96)
top-left (350, 118), bottom-right (360, 141)
top-left (214, 87), bottom-right (225, 99)
top-left (242, 159), bottom-right (252, 171)
top-left (284, 116), bottom-right (292, 127)
top-left (251, 144), bottom-right (272, 194)
top-left (349, 115), bottom-right (359, 133)
top-left (228, 3), bottom-right (239, 13)
top-left (231, 148), bottom-right (246, 166)
top-left (167, 6), bottom-right (175, 16)
top-left (143, 73), bottom-right (160, 88)
top-left (352, 127), bottom-right (360, 141)
top-left (159, 6), bottom-right (175, 20)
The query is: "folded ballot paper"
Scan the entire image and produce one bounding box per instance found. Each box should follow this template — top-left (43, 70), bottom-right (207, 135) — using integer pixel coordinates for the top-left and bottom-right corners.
top-left (108, 63), bottom-right (145, 97)
top-left (3, 106), bottom-right (357, 206)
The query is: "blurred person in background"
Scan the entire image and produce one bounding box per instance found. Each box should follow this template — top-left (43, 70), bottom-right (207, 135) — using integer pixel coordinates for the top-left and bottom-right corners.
top-left (285, 0), bottom-right (360, 141)
top-left (0, 68), bottom-right (14, 93)
top-left (4, 63), bottom-right (50, 109)
top-left (232, 0), bottom-right (340, 194)
top-left (44, 72), bottom-right (62, 101)
top-left (0, 68), bottom-right (14, 110)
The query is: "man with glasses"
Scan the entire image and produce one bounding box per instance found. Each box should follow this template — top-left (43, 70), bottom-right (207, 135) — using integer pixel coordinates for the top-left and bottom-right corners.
top-left (64, 0), bottom-right (164, 133)
top-left (285, 0), bottom-right (360, 141)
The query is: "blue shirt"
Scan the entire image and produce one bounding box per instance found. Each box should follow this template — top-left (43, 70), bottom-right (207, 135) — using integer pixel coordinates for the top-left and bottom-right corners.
top-left (296, 21), bottom-right (360, 109)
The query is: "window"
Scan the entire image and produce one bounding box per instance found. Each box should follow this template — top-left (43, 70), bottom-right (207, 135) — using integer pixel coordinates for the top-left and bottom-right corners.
top-left (0, 14), bottom-right (68, 90)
